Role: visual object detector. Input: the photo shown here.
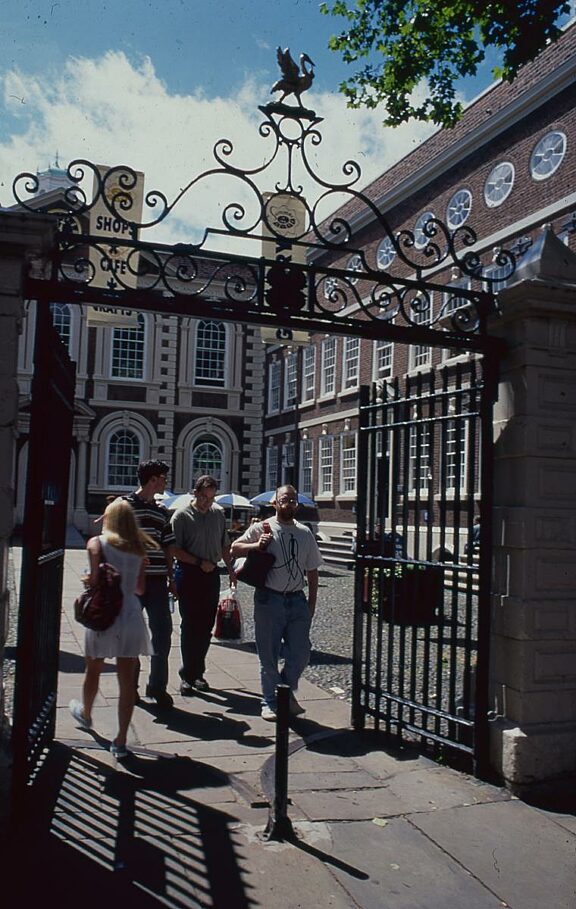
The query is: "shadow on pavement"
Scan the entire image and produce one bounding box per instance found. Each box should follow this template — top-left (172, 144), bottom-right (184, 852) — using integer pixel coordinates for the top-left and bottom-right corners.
top-left (4, 742), bottom-right (256, 909)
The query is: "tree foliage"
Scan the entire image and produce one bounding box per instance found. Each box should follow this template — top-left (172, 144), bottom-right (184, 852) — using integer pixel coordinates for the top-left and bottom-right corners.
top-left (320, 1), bottom-right (571, 127)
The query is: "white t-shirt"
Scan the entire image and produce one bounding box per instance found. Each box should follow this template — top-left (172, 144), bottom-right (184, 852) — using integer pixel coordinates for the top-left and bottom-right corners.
top-left (236, 517), bottom-right (323, 593)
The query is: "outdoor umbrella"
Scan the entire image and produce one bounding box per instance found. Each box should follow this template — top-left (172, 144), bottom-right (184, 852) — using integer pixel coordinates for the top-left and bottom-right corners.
top-left (162, 492), bottom-right (193, 510)
top-left (154, 490), bottom-right (175, 503)
top-left (250, 491), bottom-right (316, 507)
top-left (215, 493), bottom-right (254, 531)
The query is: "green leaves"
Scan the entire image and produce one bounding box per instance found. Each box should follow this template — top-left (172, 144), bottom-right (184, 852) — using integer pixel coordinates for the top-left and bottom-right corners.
top-left (321, 0), bottom-right (571, 127)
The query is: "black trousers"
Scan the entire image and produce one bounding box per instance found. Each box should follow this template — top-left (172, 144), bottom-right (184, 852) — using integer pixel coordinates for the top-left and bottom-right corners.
top-left (174, 563), bottom-right (220, 682)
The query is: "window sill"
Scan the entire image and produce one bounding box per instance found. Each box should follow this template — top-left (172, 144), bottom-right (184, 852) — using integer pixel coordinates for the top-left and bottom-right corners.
top-left (338, 387), bottom-right (360, 399)
top-left (336, 494), bottom-right (357, 502)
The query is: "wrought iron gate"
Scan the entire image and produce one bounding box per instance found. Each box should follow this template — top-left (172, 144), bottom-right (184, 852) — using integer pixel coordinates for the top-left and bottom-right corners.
top-left (11, 302), bottom-right (76, 811)
top-left (352, 357), bottom-right (496, 774)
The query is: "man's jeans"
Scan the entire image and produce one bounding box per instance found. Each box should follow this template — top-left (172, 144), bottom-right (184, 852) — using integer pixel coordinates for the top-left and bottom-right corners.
top-left (139, 575), bottom-right (173, 694)
top-left (175, 563), bottom-right (220, 682)
top-left (254, 588), bottom-right (311, 708)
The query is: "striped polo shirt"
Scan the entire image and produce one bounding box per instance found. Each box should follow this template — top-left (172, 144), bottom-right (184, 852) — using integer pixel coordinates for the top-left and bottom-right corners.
top-left (123, 492), bottom-right (176, 576)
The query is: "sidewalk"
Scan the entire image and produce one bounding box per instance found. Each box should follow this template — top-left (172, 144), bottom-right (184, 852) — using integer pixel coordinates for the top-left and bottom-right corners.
top-left (5, 548), bottom-right (575, 908)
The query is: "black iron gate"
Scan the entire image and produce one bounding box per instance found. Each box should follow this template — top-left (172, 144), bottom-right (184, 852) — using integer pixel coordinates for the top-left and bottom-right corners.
top-left (352, 357), bottom-right (497, 775)
top-left (11, 302), bottom-right (76, 811)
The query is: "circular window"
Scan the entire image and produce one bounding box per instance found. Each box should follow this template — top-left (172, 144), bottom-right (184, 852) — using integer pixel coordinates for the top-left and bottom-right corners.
top-left (484, 162), bottom-right (515, 208)
top-left (347, 254), bottom-right (363, 285)
top-left (530, 131), bottom-right (566, 181)
top-left (377, 236), bottom-right (396, 270)
top-left (414, 211), bottom-right (435, 249)
top-left (446, 189), bottom-right (472, 229)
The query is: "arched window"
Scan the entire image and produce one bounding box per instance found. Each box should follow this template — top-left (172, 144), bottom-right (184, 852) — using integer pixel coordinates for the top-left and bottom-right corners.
top-left (50, 302), bottom-right (71, 351)
top-left (191, 436), bottom-right (223, 485)
top-left (530, 131), bottom-right (567, 180)
top-left (484, 162), bottom-right (514, 208)
top-left (107, 429), bottom-right (141, 488)
top-left (112, 313), bottom-right (145, 379)
top-left (195, 320), bottom-right (226, 386)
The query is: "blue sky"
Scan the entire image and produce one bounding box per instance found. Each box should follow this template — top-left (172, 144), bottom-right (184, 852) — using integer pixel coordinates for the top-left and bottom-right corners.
top-left (0, 0), bottom-right (504, 245)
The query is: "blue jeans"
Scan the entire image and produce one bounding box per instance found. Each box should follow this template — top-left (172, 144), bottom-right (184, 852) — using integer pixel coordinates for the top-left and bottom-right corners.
top-left (254, 588), bottom-right (311, 709)
top-left (138, 575), bottom-right (173, 694)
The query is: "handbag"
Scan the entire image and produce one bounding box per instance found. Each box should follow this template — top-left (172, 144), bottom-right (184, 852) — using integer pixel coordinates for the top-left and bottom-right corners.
top-left (235, 521), bottom-right (275, 588)
top-left (213, 587), bottom-right (242, 640)
top-left (74, 539), bottom-right (123, 632)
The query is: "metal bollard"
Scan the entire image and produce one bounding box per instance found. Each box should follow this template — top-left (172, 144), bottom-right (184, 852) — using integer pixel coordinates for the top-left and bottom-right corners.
top-left (263, 684), bottom-right (296, 841)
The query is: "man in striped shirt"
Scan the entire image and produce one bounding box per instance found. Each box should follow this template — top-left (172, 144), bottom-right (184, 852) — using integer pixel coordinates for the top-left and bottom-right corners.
top-left (124, 460), bottom-right (177, 711)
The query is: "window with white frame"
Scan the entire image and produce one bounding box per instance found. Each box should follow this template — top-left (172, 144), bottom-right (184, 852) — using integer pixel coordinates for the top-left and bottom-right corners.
top-left (374, 340), bottom-right (393, 379)
top-left (484, 162), bottom-right (514, 208)
top-left (409, 423), bottom-right (431, 492)
top-left (530, 131), bottom-right (566, 180)
top-left (107, 429), bottom-right (141, 488)
top-left (340, 433), bottom-right (357, 495)
top-left (191, 437), bottom-right (223, 485)
top-left (300, 439), bottom-right (313, 495)
top-left (324, 276), bottom-right (338, 300)
top-left (409, 295), bottom-right (433, 370)
top-left (195, 320), bottom-right (226, 386)
top-left (414, 211), bottom-right (435, 249)
top-left (318, 436), bottom-right (333, 495)
top-left (445, 416), bottom-right (467, 491)
top-left (321, 337), bottom-right (336, 397)
top-left (442, 279), bottom-right (471, 360)
top-left (446, 189), bottom-right (472, 229)
top-left (50, 302), bottom-right (72, 351)
top-left (112, 312), bottom-right (145, 379)
top-left (284, 352), bottom-right (298, 406)
top-left (302, 346), bottom-right (316, 402)
top-left (268, 361), bottom-right (281, 413)
top-left (282, 441), bottom-right (295, 484)
top-left (342, 337), bottom-right (360, 390)
top-left (266, 445), bottom-right (279, 490)
top-left (346, 254), bottom-right (363, 285)
top-left (377, 236), bottom-right (396, 270)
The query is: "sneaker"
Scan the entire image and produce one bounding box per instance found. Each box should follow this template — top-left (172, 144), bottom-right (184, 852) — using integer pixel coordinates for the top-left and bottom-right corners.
top-left (193, 678), bottom-right (209, 692)
top-left (180, 681), bottom-right (195, 696)
top-left (110, 740), bottom-right (129, 760)
top-left (261, 705), bottom-right (277, 721)
top-left (69, 699), bottom-right (92, 730)
top-left (289, 693), bottom-right (305, 716)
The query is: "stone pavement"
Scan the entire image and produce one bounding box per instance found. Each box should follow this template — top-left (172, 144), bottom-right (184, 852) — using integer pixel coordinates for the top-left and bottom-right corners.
top-left (4, 548), bottom-right (575, 908)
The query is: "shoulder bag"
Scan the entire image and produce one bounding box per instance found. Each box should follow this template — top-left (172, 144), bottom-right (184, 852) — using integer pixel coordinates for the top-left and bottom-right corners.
top-left (74, 539), bottom-right (123, 632)
top-left (235, 521), bottom-right (275, 589)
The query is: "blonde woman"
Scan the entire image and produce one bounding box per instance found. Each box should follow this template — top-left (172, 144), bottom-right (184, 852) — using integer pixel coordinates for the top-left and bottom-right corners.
top-left (69, 498), bottom-right (159, 759)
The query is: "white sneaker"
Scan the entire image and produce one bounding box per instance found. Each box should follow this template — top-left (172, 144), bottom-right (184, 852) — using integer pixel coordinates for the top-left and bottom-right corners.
top-left (289, 693), bottom-right (305, 716)
top-left (261, 705), bottom-right (277, 721)
top-left (69, 699), bottom-right (92, 730)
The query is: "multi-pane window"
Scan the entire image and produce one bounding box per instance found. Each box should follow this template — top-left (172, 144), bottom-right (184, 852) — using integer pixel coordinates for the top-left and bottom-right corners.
top-left (302, 346), bottom-right (316, 402)
top-left (340, 433), bottom-right (357, 494)
top-left (107, 429), bottom-right (141, 488)
top-left (443, 280), bottom-right (471, 360)
top-left (282, 442), bottom-right (295, 485)
top-left (321, 338), bottom-right (336, 397)
top-left (342, 337), bottom-right (359, 390)
top-left (284, 352), bottom-right (297, 406)
top-left (377, 236), bottom-right (396, 270)
top-left (195, 320), bottom-right (226, 386)
top-left (446, 189), bottom-right (472, 229)
top-left (266, 446), bottom-right (279, 490)
top-left (112, 312), bottom-right (145, 379)
top-left (347, 254), bottom-right (363, 285)
top-left (319, 436), bottom-right (333, 495)
top-left (410, 295), bottom-right (433, 369)
top-left (374, 340), bottom-right (393, 379)
top-left (268, 361), bottom-right (281, 413)
top-left (414, 211), bottom-right (435, 249)
top-left (300, 439), bottom-right (313, 495)
top-left (530, 131), bottom-right (566, 180)
top-left (445, 418), bottom-right (467, 491)
top-left (191, 437), bottom-right (223, 485)
top-left (409, 424), bottom-right (430, 492)
top-left (484, 162), bottom-right (514, 207)
top-left (50, 302), bottom-right (71, 351)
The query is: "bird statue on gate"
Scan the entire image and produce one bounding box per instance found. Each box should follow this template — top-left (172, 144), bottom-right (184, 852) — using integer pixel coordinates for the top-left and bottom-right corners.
top-left (271, 47), bottom-right (315, 107)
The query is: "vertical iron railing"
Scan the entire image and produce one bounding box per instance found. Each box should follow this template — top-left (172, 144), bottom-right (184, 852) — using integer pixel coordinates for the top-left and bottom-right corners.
top-left (11, 300), bottom-right (75, 816)
top-left (353, 360), bottom-right (491, 770)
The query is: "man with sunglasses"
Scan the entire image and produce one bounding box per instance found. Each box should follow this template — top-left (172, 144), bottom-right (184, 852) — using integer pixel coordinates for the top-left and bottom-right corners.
top-left (231, 484), bottom-right (322, 720)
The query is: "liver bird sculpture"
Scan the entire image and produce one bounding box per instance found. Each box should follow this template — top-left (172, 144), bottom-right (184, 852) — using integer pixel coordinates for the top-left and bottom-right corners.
top-left (271, 47), bottom-right (315, 107)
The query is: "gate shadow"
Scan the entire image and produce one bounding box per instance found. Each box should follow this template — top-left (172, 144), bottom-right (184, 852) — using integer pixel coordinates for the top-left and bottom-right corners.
top-left (4, 742), bottom-right (256, 909)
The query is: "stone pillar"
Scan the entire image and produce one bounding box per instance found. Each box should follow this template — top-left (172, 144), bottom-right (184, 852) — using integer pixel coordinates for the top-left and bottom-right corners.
top-left (0, 212), bottom-right (55, 777)
top-left (488, 235), bottom-right (576, 789)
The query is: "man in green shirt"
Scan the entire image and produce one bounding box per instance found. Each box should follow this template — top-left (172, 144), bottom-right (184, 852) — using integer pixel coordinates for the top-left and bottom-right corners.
top-left (171, 475), bottom-right (236, 693)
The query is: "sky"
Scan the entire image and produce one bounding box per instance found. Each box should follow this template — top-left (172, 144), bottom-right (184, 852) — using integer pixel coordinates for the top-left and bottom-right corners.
top-left (0, 0), bottom-right (502, 249)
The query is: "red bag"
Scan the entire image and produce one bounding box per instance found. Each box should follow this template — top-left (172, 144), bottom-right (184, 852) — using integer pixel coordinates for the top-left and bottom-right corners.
top-left (213, 588), bottom-right (242, 640)
top-left (74, 539), bottom-right (123, 632)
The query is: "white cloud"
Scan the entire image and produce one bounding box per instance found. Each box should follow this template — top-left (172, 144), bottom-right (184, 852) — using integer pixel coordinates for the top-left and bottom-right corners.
top-left (0, 50), bottom-right (433, 251)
